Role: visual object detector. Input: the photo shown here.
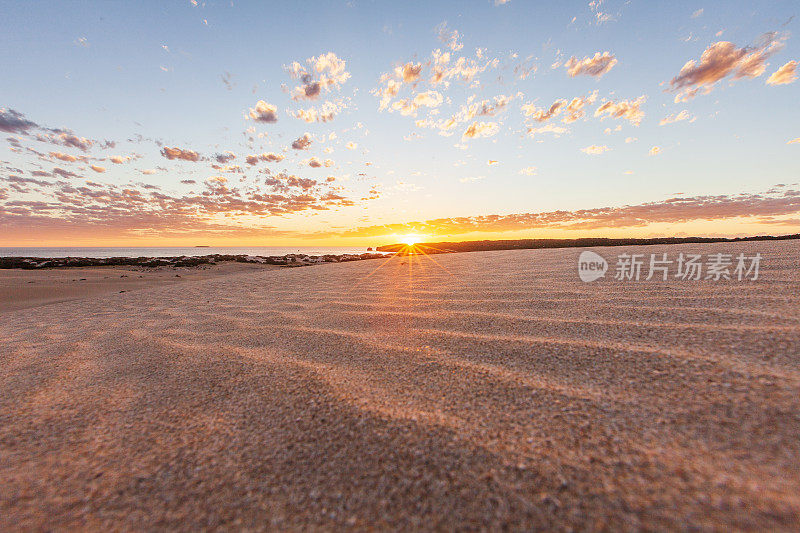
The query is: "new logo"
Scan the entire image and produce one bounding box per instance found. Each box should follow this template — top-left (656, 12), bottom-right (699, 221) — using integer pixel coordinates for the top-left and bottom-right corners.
top-left (578, 250), bottom-right (608, 282)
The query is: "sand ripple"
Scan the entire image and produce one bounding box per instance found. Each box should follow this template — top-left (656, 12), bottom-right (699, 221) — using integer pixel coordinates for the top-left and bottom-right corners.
top-left (2, 241), bottom-right (800, 530)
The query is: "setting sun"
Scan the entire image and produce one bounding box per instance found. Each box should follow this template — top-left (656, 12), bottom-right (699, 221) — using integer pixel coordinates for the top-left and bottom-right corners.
top-left (400, 235), bottom-right (424, 246)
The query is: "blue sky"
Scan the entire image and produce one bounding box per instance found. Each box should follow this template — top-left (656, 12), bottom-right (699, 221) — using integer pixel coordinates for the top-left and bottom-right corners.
top-left (1, 1), bottom-right (799, 245)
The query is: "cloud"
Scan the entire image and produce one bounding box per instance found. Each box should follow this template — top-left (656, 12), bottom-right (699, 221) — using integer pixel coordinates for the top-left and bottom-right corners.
top-left (248, 100), bottom-right (278, 123)
top-left (109, 155), bottom-right (132, 164)
top-left (523, 91), bottom-right (597, 124)
top-left (625, 136), bottom-right (637, 143)
top-left (398, 62), bottom-right (422, 83)
top-left (588, 0), bottom-right (613, 24)
top-left (90, 165), bottom-right (106, 173)
top-left (160, 146), bottom-right (201, 161)
top-left (0, 109), bottom-right (38, 134)
top-left (594, 96), bottom-right (646, 126)
top-left (372, 35), bottom-right (499, 116)
top-left (416, 94), bottom-right (515, 136)
top-left (390, 90), bottom-right (444, 116)
top-left (522, 100), bottom-right (565, 122)
top-left (322, 188), bottom-right (800, 238)
top-left (649, 146), bottom-right (661, 156)
top-left (287, 52), bottom-right (350, 101)
top-left (436, 23), bottom-right (463, 52)
top-left (766, 60), bottom-right (798, 85)
top-left (307, 157), bottom-right (334, 168)
top-left (527, 123), bottom-right (568, 138)
top-left (215, 152), bottom-right (236, 163)
top-left (346, 142), bottom-right (358, 150)
top-left (52, 167), bottom-right (81, 179)
top-left (519, 167), bottom-right (537, 175)
top-left (462, 121), bottom-right (499, 140)
top-left (430, 53), bottom-right (498, 87)
top-left (47, 133), bottom-right (95, 152)
top-left (246, 152), bottom-right (286, 164)
top-left (669, 33), bottom-right (786, 101)
top-left (787, 138), bottom-right (800, 144)
top-left (565, 52), bottom-right (617, 77)
top-left (291, 133), bottom-right (312, 150)
top-left (49, 152), bottom-right (84, 163)
top-left (262, 152), bottom-right (285, 162)
top-left (581, 144), bottom-right (610, 155)
top-left (294, 101), bottom-right (343, 123)
top-left (691, 8), bottom-right (703, 18)
top-left (0, 165), bottom-right (362, 241)
top-left (0, 109), bottom-right (115, 153)
top-left (659, 110), bottom-right (695, 126)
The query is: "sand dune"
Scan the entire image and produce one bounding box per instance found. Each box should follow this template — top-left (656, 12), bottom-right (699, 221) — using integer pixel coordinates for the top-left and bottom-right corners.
top-left (2, 241), bottom-right (799, 530)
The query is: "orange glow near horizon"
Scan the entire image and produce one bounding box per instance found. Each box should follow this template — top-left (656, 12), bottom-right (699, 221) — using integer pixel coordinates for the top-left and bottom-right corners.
top-left (1, 218), bottom-right (798, 248)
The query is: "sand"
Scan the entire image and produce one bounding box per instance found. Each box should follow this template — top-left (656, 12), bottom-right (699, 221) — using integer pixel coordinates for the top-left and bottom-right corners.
top-left (0, 262), bottom-right (283, 313)
top-left (1, 241), bottom-right (799, 530)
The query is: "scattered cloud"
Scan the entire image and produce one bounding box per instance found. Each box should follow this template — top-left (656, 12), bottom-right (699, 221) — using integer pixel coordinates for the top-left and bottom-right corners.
top-left (215, 152), bottom-right (236, 163)
top-left (0, 109), bottom-right (38, 134)
top-left (294, 100), bottom-right (343, 123)
top-left (436, 23), bottom-right (464, 52)
top-left (565, 52), bottom-right (617, 77)
top-left (581, 144), bottom-right (610, 155)
top-left (519, 167), bottom-right (537, 176)
top-left (160, 146), bottom-right (201, 161)
top-left (248, 100), bottom-right (279, 123)
top-left (766, 60), bottom-right (798, 85)
top-left (307, 157), bottom-right (334, 168)
top-left (522, 91), bottom-right (597, 124)
top-left (462, 121), bottom-right (499, 141)
top-left (286, 52), bottom-right (350, 101)
top-left (527, 123), bottom-right (568, 138)
top-left (50, 152), bottom-right (84, 163)
top-left (594, 96), bottom-right (646, 126)
top-left (669, 33), bottom-right (787, 101)
top-left (659, 110), bottom-right (696, 126)
top-left (649, 146), bottom-right (661, 156)
top-left (291, 133), bottom-right (313, 150)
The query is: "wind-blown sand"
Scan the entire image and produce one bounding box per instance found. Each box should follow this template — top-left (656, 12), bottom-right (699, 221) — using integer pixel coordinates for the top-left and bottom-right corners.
top-left (1, 241), bottom-right (799, 530)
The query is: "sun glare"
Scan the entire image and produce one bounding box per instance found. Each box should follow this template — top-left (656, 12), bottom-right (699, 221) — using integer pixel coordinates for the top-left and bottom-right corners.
top-left (401, 234), bottom-right (422, 246)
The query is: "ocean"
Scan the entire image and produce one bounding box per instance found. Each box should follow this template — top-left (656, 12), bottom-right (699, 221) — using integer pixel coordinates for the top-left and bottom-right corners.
top-left (0, 246), bottom-right (382, 259)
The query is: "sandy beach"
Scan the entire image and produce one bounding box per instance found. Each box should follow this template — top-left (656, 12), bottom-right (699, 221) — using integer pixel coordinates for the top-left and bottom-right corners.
top-left (0, 263), bottom-right (284, 313)
top-left (1, 241), bottom-right (799, 530)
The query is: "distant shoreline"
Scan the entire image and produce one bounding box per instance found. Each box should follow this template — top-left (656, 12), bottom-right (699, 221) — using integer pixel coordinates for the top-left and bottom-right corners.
top-left (378, 233), bottom-right (800, 254)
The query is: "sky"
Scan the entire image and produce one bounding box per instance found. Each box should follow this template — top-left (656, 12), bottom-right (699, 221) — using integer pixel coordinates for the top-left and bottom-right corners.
top-left (1, 0), bottom-right (799, 246)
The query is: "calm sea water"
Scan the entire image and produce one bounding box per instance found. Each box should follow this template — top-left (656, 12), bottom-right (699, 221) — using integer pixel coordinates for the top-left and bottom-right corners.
top-left (0, 246), bottom-right (381, 258)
